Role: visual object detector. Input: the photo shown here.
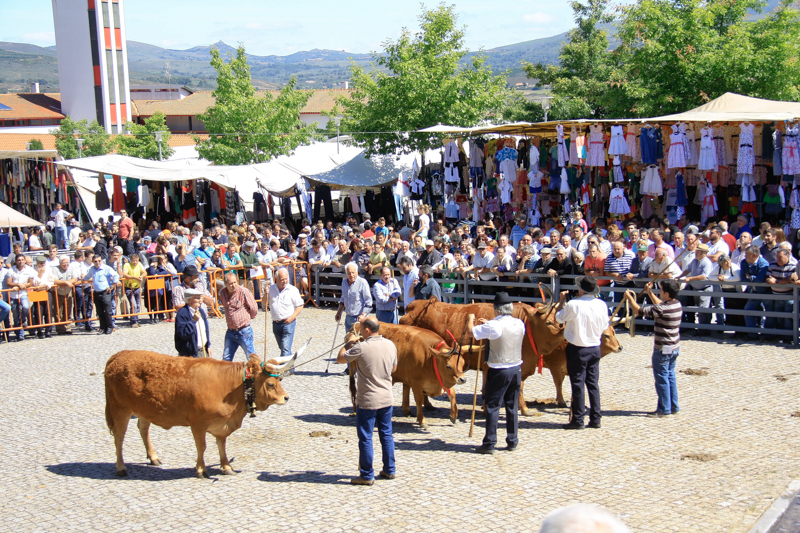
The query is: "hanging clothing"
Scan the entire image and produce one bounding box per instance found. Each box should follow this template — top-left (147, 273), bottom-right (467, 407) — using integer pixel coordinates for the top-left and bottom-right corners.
top-left (675, 172), bottom-right (688, 206)
top-left (640, 127), bottom-right (659, 165)
top-left (556, 124), bottom-right (568, 167)
top-left (608, 124), bottom-right (627, 156)
top-left (625, 123), bottom-right (638, 161)
top-left (738, 122), bottom-right (756, 175)
top-left (667, 124), bottom-right (687, 169)
top-left (569, 126), bottom-right (580, 165)
top-left (528, 170), bottom-right (542, 194)
top-left (697, 126), bottom-right (718, 171)
top-left (774, 129), bottom-right (784, 176)
top-left (782, 124), bottom-right (800, 175)
top-left (608, 187), bottom-right (631, 215)
top-left (641, 165), bottom-right (663, 197)
top-left (685, 127), bottom-right (698, 166)
top-left (586, 125), bottom-right (606, 167)
top-left (112, 175), bottom-right (125, 212)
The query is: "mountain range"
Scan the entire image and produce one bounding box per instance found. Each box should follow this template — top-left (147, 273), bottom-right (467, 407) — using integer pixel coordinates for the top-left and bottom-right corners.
top-left (0, 30), bottom-right (570, 95)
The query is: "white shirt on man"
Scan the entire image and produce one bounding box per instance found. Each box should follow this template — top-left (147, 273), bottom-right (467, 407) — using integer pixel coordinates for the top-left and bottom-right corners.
top-left (555, 294), bottom-right (609, 347)
top-left (268, 283), bottom-right (304, 321)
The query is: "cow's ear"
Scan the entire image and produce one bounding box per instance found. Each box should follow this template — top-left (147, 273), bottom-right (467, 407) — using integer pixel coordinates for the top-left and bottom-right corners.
top-left (248, 353), bottom-right (261, 364)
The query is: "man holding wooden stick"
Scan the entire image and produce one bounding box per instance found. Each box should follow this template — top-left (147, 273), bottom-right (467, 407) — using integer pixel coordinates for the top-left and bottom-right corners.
top-left (467, 292), bottom-right (525, 455)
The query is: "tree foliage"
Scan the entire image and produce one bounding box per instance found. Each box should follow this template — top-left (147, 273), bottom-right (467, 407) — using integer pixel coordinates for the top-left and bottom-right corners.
top-left (495, 91), bottom-right (545, 123)
top-left (614, 0), bottom-right (800, 116)
top-left (196, 45), bottom-right (318, 165)
top-left (27, 139), bottom-right (44, 151)
top-left (115, 111), bottom-right (174, 160)
top-left (523, 0), bottom-right (618, 120)
top-left (53, 116), bottom-right (111, 159)
top-left (337, 3), bottom-right (507, 157)
top-left (525, 0), bottom-right (800, 119)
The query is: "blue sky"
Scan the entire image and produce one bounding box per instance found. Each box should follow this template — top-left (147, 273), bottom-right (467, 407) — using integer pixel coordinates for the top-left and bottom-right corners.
top-left (2, 0), bottom-right (578, 55)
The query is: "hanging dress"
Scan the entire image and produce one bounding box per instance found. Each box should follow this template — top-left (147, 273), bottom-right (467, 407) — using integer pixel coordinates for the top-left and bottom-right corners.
top-left (640, 127), bottom-right (658, 165)
top-left (684, 126), bottom-right (698, 166)
top-left (667, 124), bottom-right (687, 169)
top-left (782, 124), bottom-right (800, 176)
top-left (556, 124), bottom-right (568, 168)
top-left (608, 124), bottom-right (627, 155)
top-left (625, 123), bottom-right (638, 160)
top-left (586, 125), bottom-right (606, 167)
top-left (697, 126), bottom-right (718, 171)
top-left (675, 172), bottom-right (688, 206)
top-left (608, 187), bottom-right (631, 215)
top-left (774, 129), bottom-right (784, 177)
top-left (738, 122), bottom-right (756, 175)
top-left (569, 125), bottom-right (580, 166)
top-left (790, 187), bottom-right (800, 229)
top-left (641, 165), bottom-right (664, 196)
top-left (713, 126), bottom-right (727, 168)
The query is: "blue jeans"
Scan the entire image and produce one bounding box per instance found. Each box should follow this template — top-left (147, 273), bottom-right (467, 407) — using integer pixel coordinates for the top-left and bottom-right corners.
top-left (652, 348), bottom-right (679, 414)
top-left (11, 295), bottom-right (30, 339)
top-left (744, 298), bottom-right (764, 330)
top-left (375, 309), bottom-right (398, 324)
top-left (272, 320), bottom-right (296, 358)
top-left (356, 405), bottom-right (395, 480)
top-left (694, 287), bottom-right (713, 325)
top-left (125, 288), bottom-right (141, 325)
top-left (223, 325), bottom-right (255, 361)
top-left (0, 298), bottom-right (10, 330)
top-left (55, 227), bottom-right (67, 249)
top-left (765, 298), bottom-right (794, 332)
top-left (344, 314), bottom-right (359, 333)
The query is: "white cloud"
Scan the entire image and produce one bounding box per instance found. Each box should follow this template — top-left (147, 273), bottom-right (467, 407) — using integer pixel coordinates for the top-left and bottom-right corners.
top-left (21, 31), bottom-right (55, 44)
top-left (522, 12), bottom-right (558, 25)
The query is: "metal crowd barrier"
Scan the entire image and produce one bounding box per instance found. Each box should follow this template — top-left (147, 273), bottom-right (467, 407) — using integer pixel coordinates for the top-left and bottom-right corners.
top-left (310, 268), bottom-right (799, 345)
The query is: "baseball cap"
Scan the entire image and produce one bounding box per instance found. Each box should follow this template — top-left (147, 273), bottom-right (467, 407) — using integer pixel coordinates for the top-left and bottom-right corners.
top-left (425, 240), bottom-right (435, 246)
top-left (637, 244), bottom-right (649, 252)
top-left (477, 242), bottom-right (488, 250)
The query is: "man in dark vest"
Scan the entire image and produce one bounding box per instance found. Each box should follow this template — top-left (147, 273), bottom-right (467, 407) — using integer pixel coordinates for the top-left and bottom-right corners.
top-left (467, 292), bottom-right (525, 454)
top-left (174, 290), bottom-right (211, 358)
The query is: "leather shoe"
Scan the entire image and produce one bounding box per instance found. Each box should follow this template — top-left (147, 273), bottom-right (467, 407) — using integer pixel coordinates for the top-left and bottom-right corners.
top-left (646, 411), bottom-right (668, 418)
top-left (97, 330), bottom-right (106, 335)
top-left (562, 422), bottom-right (584, 430)
top-left (104, 329), bottom-right (113, 335)
top-left (350, 476), bottom-right (374, 486)
top-left (476, 445), bottom-right (496, 454)
top-left (588, 421), bottom-right (601, 429)
top-left (377, 471), bottom-right (395, 480)
top-left (506, 443), bottom-right (518, 452)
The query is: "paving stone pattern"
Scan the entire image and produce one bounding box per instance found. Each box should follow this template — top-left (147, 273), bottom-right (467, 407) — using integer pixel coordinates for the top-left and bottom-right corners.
top-left (1, 307), bottom-right (799, 532)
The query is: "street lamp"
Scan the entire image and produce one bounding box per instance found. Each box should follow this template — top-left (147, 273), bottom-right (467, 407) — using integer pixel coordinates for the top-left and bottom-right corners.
top-left (334, 116), bottom-right (342, 155)
top-left (541, 96), bottom-right (553, 122)
top-left (154, 131), bottom-right (165, 161)
top-left (73, 129), bottom-right (84, 158)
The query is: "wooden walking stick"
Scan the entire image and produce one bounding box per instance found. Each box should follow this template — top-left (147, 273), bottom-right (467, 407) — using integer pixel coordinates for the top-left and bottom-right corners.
top-left (469, 339), bottom-right (485, 438)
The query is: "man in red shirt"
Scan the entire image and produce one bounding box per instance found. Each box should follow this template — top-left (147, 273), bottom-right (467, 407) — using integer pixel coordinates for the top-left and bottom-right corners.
top-left (583, 244), bottom-right (610, 300)
top-left (117, 210), bottom-right (135, 256)
top-left (219, 272), bottom-right (258, 361)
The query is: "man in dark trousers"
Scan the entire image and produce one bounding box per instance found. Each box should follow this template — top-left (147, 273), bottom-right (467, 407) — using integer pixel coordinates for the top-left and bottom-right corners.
top-left (174, 290), bottom-right (211, 358)
top-left (467, 292), bottom-right (525, 454)
top-left (555, 276), bottom-right (609, 430)
top-left (337, 317), bottom-right (398, 485)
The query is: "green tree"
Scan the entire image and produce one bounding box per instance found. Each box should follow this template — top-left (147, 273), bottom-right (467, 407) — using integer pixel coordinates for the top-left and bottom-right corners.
top-left (615, 0), bottom-right (800, 116)
top-left (523, 0), bottom-right (619, 120)
top-left (115, 111), bottom-right (174, 160)
top-left (494, 91), bottom-right (545, 123)
top-left (54, 116), bottom-right (111, 159)
top-left (196, 45), bottom-right (318, 165)
top-left (27, 139), bottom-right (44, 150)
top-left (337, 3), bottom-right (507, 158)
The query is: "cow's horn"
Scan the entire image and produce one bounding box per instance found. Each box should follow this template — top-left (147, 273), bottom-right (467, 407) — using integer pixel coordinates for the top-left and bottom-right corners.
top-left (264, 353), bottom-right (297, 374)
top-left (609, 316), bottom-right (623, 327)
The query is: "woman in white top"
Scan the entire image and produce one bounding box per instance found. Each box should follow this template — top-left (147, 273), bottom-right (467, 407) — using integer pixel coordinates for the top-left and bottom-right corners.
top-left (31, 257), bottom-right (55, 338)
top-left (490, 246), bottom-right (516, 283)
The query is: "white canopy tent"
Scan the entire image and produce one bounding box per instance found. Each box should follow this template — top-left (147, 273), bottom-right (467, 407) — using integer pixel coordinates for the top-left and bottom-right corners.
top-left (0, 201), bottom-right (44, 227)
top-left (308, 147), bottom-right (445, 188)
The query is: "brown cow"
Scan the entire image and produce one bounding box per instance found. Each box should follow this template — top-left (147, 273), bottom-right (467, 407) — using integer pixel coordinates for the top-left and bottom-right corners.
top-left (345, 322), bottom-right (468, 428)
top-left (527, 325), bottom-right (622, 408)
top-left (400, 297), bottom-right (622, 415)
top-left (105, 351), bottom-right (292, 478)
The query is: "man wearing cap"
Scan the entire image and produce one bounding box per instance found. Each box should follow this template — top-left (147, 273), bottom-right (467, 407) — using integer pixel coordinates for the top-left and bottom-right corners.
top-left (173, 264), bottom-right (214, 313)
top-left (467, 292), bottom-right (525, 454)
top-left (268, 267), bottom-right (305, 358)
top-left (555, 276), bottom-right (609, 430)
top-left (417, 239), bottom-right (442, 269)
top-left (472, 241), bottom-right (496, 296)
top-left (682, 243), bottom-right (713, 327)
top-left (174, 289), bottom-right (211, 358)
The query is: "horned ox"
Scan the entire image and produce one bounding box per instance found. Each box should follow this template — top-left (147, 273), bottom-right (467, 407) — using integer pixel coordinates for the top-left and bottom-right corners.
top-left (104, 351), bottom-right (293, 478)
top-left (400, 296), bottom-right (622, 413)
top-left (345, 322), bottom-right (469, 427)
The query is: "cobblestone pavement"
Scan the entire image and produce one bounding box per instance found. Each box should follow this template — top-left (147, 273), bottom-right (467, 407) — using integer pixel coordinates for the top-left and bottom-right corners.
top-left (1, 307), bottom-right (800, 532)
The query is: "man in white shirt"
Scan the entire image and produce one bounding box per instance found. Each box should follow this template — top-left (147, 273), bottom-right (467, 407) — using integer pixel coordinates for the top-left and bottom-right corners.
top-left (5, 254), bottom-right (37, 341)
top-left (648, 247), bottom-right (682, 280)
top-left (472, 242), bottom-right (495, 295)
top-left (50, 203), bottom-right (73, 249)
top-left (706, 225), bottom-right (730, 263)
top-left (68, 220), bottom-right (82, 250)
top-left (554, 276), bottom-right (609, 430)
top-left (268, 268), bottom-right (305, 359)
top-left (397, 256), bottom-right (418, 311)
top-left (730, 232), bottom-right (752, 267)
top-left (647, 229), bottom-right (674, 260)
top-left (571, 226), bottom-right (589, 255)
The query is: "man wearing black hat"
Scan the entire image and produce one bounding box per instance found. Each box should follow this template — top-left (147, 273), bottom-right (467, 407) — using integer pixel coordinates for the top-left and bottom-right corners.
top-left (466, 292), bottom-right (525, 454)
top-left (173, 265), bottom-right (214, 314)
top-left (174, 289), bottom-right (211, 358)
top-left (555, 276), bottom-right (610, 430)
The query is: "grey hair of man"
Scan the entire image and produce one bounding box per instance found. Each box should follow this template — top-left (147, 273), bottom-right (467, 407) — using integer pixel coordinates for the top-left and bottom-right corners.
top-left (419, 265), bottom-right (434, 279)
top-left (397, 256), bottom-right (414, 268)
top-left (519, 245), bottom-right (535, 257)
top-left (276, 267), bottom-right (289, 279)
top-left (745, 245), bottom-right (761, 256)
top-left (717, 253), bottom-right (730, 264)
top-left (539, 503), bottom-right (632, 533)
top-left (495, 302), bottom-right (514, 316)
top-left (344, 262), bottom-right (359, 274)
top-left (777, 248), bottom-right (791, 258)
top-left (779, 241), bottom-right (793, 251)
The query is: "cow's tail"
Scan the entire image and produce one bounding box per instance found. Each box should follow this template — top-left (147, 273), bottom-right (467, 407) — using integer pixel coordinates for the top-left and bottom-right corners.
top-left (105, 386), bottom-right (115, 436)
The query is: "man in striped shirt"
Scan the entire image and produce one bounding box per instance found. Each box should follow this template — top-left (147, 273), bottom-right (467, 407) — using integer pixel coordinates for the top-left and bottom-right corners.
top-left (603, 241), bottom-right (635, 303)
top-left (765, 249), bottom-right (798, 336)
top-left (219, 272), bottom-right (259, 361)
top-left (624, 279), bottom-right (682, 417)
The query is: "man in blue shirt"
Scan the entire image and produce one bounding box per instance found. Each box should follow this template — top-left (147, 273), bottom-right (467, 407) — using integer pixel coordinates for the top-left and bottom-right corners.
top-left (509, 215), bottom-right (530, 250)
top-left (373, 266), bottom-right (401, 324)
top-left (335, 262), bottom-right (373, 333)
top-left (741, 245), bottom-right (770, 337)
top-left (683, 243), bottom-right (714, 327)
top-left (83, 254), bottom-right (120, 335)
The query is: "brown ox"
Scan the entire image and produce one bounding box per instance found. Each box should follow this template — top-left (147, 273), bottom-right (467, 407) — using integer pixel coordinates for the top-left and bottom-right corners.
top-left (345, 322), bottom-right (468, 428)
top-left (400, 297), bottom-right (622, 414)
top-left (105, 351), bottom-right (292, 478)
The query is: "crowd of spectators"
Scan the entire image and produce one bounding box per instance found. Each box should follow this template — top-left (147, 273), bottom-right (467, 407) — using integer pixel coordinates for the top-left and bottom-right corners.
top-left (2, 206), bottom-right (798, 342)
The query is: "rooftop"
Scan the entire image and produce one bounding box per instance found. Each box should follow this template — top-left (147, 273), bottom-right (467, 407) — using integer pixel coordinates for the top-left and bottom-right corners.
top-left (0, 93), bottom-right (64, 120)
top-left (0, 133), bottom-right (205, 152)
